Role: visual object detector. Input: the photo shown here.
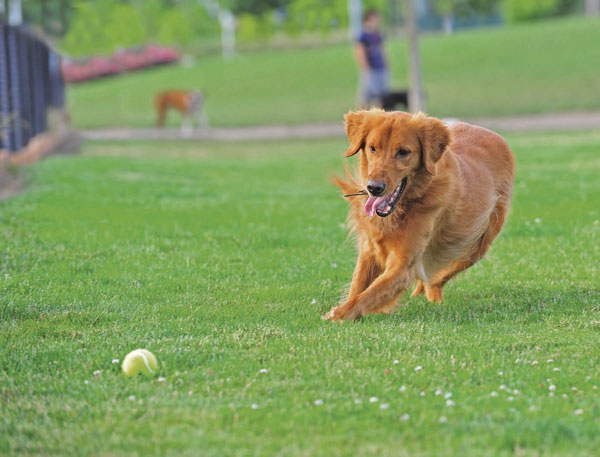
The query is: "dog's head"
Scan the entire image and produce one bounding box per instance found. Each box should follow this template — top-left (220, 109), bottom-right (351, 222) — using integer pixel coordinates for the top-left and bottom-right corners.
top-left (344, 109), bottom-right (450, 217)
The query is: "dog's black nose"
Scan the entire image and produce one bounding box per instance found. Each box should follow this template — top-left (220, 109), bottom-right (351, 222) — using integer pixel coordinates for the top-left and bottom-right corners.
top-left (367, 180), bottom-right (386, 196)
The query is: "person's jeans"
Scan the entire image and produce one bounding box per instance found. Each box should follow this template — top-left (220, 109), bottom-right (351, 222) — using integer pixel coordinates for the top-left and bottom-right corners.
top-left (360, 69), bottom-right (389, 106)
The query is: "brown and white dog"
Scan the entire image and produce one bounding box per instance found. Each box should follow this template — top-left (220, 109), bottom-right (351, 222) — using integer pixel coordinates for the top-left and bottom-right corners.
top-left (155, 90), bottom-right (208, 135)
top-left (324, 109), bottom-right (515, 321)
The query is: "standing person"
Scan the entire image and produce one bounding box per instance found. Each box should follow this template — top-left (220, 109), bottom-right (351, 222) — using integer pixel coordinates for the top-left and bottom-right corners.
top-left (354, 9), bottom-right (389, 107)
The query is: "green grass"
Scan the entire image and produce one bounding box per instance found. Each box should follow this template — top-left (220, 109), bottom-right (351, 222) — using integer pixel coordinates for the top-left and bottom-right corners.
top-left (68, 16), bottom-right (600, 129)
top-left (1, 130), bottom-right (600, 456)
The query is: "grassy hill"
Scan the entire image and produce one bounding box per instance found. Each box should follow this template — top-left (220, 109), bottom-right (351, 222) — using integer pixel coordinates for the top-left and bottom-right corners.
top-left (2, 130), bottom-right (600, 456)
top-left (68, 17), bottom-right (600, 129)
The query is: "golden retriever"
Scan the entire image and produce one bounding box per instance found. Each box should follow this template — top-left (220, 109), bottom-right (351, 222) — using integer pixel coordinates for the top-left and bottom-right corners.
top-left (324, 109), bottom-right (515, 321)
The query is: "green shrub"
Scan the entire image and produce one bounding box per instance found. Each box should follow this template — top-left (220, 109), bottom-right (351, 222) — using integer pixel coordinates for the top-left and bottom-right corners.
top-left (503, 0), bottom-right (579, 22)
top-left (238, 13), bottom-right (261, 43)
top-left (62, 0), bottom-right (114, 57)
top-left (106, 4), bottom-right (147, 50)
top-left (286, 0), bottom-right (349, 35)
top-left (158, 8), bottom-right (194, 47)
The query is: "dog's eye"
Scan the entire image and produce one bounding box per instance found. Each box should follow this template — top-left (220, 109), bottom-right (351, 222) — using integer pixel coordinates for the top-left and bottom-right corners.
top-left (370, 145), bottom-right (376, 154)
top-left (396, 148), bottom-right (411, 158)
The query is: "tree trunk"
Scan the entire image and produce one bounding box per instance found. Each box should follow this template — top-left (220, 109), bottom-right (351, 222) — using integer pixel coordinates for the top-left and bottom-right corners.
top-left (405, 0), bottom-right (425, 112)
top-left (585, 0), bottom-right (600, 16)
top-left (218, 10), bottom-right (236, 60)
top-left (348, 0), bottom-right (362, 40)
top-left (59, 0), bottom-right (68, 35)
top-left (8, 0), bottom-right (22, 25)
top-left (389, 0), bottom-right (400, 35)
top-left (40, 0), bottom-right (47, 34)
top-left (443, 12), bottom-right (454, 35)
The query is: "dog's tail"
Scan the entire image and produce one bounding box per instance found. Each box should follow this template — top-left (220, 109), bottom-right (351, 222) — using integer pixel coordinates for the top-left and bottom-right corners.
top-left (331, 164), bottom-right (363, 196)
top-left (332, 165), bottom-right (364, 238)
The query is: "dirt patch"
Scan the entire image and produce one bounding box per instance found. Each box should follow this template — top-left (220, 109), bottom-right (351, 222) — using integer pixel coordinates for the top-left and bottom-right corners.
top-left (80, 110), bottom-right (600, 142)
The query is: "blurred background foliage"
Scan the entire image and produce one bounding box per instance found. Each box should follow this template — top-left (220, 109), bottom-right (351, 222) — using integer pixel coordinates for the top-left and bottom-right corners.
top-left (19, 0), bottom-right (590, 57)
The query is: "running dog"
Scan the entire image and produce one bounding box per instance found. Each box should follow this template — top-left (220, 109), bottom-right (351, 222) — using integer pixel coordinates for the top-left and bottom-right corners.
top-left (324, 109), bottom-right (515, 321)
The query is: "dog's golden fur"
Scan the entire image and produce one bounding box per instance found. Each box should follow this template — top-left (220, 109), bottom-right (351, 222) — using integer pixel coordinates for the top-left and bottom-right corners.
top-left (324, 109), bottom-right (515, 321)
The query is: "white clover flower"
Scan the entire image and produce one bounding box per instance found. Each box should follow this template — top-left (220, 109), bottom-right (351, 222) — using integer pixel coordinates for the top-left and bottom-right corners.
top-left (415, 366), bottom-right (422, 372)
top-left (380, 403), bottom-right (389, 410)
top-left (369, 396), bottom-right (379, 403)
top-left (574, 409), bottom-right (583, 416)
top-left (435, 389), bottom-right (443, 396)
top-left (314, 399), bottom-right (324, 406)
top-left (399, 385), bottom-right (407, 393)
top-left (499, 385), bottom-right (507, 390)
top-left (112, 359), bottom-right (120, 364)
top-left (393, 360), bottom-right (399, 365)
top-left (549, 385), bottom-right (556, 391)
top-left (401, 413), bottom-right (410, 420)
top-left (490, 391), bottom-right (499, 397)
top-left (438, 416), bottom-right (448, 424)
top-left (446, 399), bottom-right (455, 407)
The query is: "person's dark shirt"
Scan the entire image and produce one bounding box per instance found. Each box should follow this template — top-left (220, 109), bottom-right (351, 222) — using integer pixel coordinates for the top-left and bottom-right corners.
top-left (358, 30), bottom-right (386, 70)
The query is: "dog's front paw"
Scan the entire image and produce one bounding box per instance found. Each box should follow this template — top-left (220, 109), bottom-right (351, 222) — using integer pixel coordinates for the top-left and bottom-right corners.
top-left (323, 302), bottom-right (362, 321)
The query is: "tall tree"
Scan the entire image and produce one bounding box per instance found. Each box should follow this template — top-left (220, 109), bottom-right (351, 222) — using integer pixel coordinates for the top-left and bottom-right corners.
top-left (405, 0), bottom-right (424, 112)
top-left (585, 0), bottom-right (600, 16)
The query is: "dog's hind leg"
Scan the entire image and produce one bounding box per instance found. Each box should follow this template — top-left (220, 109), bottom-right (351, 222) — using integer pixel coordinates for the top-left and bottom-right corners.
top-left (370, 297), bottom-right (402, 315)
top-left (411, 280), bottom-right (425, 297)
top-left (427, 197), bottom-right (511, 300)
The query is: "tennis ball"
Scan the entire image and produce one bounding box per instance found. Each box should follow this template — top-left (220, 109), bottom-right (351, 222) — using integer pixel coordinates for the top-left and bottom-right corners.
top-left (122, 349), bottom-right (159, 377)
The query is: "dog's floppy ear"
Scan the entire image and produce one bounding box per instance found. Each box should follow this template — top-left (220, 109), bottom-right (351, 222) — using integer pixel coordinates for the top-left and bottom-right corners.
top-left (344, 111), bottom-right (368, 157)
top-left (415, 114), bottom-right (451, 175)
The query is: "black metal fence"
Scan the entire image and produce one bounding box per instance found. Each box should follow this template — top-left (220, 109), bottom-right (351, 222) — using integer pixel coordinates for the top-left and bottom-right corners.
top-left (0, 21), bottom-right (64, 153)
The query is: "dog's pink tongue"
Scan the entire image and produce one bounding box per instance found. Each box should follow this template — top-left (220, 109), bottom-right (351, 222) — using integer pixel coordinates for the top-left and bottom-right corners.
top-left (365, 196), bottom-right (385, 217)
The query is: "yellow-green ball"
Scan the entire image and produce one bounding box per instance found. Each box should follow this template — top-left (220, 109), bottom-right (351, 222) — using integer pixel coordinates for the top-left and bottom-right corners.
top-left (122, 349), bottom-right (159, 377)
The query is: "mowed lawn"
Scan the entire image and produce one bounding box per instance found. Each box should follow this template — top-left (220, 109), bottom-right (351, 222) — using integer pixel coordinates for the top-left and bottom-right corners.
top-left (68, 16), bottom-right (600, 129)
top-left (1, 130), bottom-right (599, 456)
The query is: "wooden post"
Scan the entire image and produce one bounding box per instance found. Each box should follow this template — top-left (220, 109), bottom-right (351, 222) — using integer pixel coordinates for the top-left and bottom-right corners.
top-left (405, 0), bottom-right (425, 112)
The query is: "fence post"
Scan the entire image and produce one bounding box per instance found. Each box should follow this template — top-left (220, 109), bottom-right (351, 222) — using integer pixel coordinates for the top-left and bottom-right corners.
top-left (7, 26), bottom-right (22, 150)
top-left (0, 23), bottom-right (11, 150)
